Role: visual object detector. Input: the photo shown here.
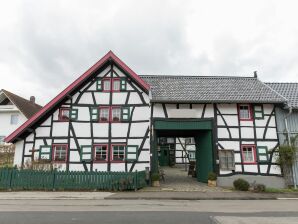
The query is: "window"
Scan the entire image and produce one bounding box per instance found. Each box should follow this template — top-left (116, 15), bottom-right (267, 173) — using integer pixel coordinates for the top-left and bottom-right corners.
top-left (80, 145), bottom-right (92, 161)
top-left (254, 105), bottom-right (264, 119)
top-left (121, 107), bottom-right (130, 121)
top-left (112, 145), bottom-right (125, 161)
top-left (39, 146), bottom-right (52, 160)
top-left (98, 78), bottom-right (126, 92)
top-left (238, 104), bottom-right (252, 120)
top-left (59, 108), bottom-right (70, 121)
top-left (126, 145), bottom-right (138, 161)
top-left (257, 146), bottom-right (268, 162)
top-left (102, 79), bottom-right (111, 91)
top-left (94, 145), bottom-right (108, 161)
top-left (219, 150), bottom-right (235, 170)
top-left (111, 107), bottom-right (121, 122)
top-left (188, 150), bottom-right (196, 161)
top-left (52, 144), bottom-right (68, 162)
top-left (113, 79), bottom-right (120, 91)
top-left (99, 107), bottom-right (109, 122)
top-left (70, 109), bottom-right (78, 120)
top-left (90, 108), bottom-right (99, 121)
top-left (241, 145), bottom-right (256, 163)
top-left (120, 79), bottom-right (127, 90)
top-left (10, 114), bottom-right (19, 125)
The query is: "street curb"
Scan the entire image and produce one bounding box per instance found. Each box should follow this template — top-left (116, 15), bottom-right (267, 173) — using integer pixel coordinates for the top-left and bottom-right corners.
top-left (104, 197), bottom-right (277, 200)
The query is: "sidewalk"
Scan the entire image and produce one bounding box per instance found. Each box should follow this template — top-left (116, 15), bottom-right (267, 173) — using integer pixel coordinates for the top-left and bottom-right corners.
top-left (105, 191), bottom-right (298, 200)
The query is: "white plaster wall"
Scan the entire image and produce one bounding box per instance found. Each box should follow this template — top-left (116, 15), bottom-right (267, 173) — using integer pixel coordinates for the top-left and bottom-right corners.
top-left (93, 163), bottom-right (108, 171)
top-left (217, 104), bottom-right (237, 114)
top-left (78, 92), bottom-right (94, 104)
top-left (13, 140), bottom-right (24, 167)
top-left (94, 92), bottom-right (110, 104)
top-left (243, 165), bottom-right (258, 173)
top-left (218, 141), bottom-right (240, 151)
top-left (128, 92), bottom-right (143, 104)
top-left (52, 122), bottom-right (69, 136)
top-left (129, 123), bottom-right (148, 137)
top-left (240, 127), bottom-right (254, 139)
top-left (69, 151), bottom-right (81, 162)
top-left (35, 127), bottom-right (51, 137)
top-left (93, 123), bottom-right (108, 137)
top-left (74, 107), bottom-right (90, 121)
top-left (132, 106), bottom-right (150, 121)
top-left (112, 93), bottom-right (127, 104)
top-left (72, 122), bottom-right (91, 137)
top-left (153, 104), bottom-right (165, 117)
top-left (0, 111), bottom-right (27, 138)
top-left (111, 123), bottom-right (129, 137)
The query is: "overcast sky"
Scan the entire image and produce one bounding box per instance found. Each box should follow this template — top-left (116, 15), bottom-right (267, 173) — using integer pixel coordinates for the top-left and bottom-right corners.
top-left (0, 0), bottom-right (298, 105)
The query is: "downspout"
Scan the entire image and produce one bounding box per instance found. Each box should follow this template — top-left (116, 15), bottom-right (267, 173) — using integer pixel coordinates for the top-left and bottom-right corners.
top-left (285, 107), bottom-right (297, 188)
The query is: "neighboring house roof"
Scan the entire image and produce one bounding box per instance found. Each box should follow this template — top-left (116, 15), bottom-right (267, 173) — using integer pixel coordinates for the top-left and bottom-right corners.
top-left (265, 83), bottom-right (298, 109)
top-left (5, 51), bottom-right (150, 143)
top-left (141, 75), bottom-right (287, 103)
top-left (0, 89), bottom-right (42, 118)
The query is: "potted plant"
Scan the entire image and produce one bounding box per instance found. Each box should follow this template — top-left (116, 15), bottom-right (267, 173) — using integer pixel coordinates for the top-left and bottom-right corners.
top-left (151, 173), bottom-right (160, 187)
top-left (207, 172), bottom-right (217, 187)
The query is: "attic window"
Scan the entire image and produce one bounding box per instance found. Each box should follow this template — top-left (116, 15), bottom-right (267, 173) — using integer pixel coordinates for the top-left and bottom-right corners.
top-left (59, 108), bottom-right (70, 121)
top-left (238, 104), bottom-right (252, 121)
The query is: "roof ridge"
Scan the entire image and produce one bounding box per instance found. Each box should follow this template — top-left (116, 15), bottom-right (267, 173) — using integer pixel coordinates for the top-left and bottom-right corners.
top-left (265, 82), bottom-right (298, 84)
top-left (140, 75), bottom-right (256, 79)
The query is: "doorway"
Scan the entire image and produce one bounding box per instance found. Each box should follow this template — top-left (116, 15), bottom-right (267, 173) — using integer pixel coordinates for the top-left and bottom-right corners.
top-left (152, 118), bottom-right (216, 183)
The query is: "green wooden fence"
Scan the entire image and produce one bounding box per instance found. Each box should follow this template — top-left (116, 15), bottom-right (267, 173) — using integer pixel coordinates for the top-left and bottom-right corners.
top-left (0, 168), bottom-right (147, 191)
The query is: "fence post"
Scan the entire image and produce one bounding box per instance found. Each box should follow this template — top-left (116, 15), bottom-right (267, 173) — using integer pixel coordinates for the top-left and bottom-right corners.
top-left (134, 170), bottom-right (138, 191)
top-left (52, 168), bottom-right (56, 191)
top-left (9, 167), bottom-right (15, 191)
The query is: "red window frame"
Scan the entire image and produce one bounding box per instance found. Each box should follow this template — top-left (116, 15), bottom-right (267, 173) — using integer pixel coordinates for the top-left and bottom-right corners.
top-left (111, 106), bottom-right (121, 123)
top-left (93, 144), bottom-right (108, 162)
top-left (99, 106), bottom-right (110, 123)
top-left (52, 144), bottom-right (68, 162)
top-left (112, 78), bottom-right (121, 92)
top-left (102, 78), bottom-right (112, 92)
top-left (98, 106), bottom-right (122, 123)
top-left (58, 107), bottom-right (70, 122)
top-left (241, 144), bottom-right (257, 164)
top-left (111, 144), bottom-right (126, 162)
top-left (101, 78), bottom-right (121, 92)
top-left (238, 104), bottom-right (253, 121)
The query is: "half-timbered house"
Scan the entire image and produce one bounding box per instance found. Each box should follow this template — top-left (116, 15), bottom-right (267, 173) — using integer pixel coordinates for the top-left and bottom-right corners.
top-left (5, 51), bottom-right (288, 187)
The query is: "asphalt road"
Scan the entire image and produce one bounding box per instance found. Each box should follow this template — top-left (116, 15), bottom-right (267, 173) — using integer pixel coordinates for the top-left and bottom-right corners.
top-left (0, 211), bottom-right (298, 224)
top-left (0, 195), bottom-right (298, 224)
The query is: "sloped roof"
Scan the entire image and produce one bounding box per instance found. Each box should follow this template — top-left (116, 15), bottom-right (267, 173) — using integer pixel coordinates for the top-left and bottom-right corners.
top-left (265, 83), bottom-right (298, 109)
top-left (142, 75), bottom-right (287, 103)
top-left (1, 89), bottom-right (42, 118)
top-left (5, 51), bottom-right (150, 143)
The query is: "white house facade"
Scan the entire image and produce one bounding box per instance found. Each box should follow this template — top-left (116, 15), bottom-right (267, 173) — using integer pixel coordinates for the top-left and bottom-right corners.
top-left (0, 90), bottom-right (41, 144)
top-left (5, 51), bottom-right (288, 187)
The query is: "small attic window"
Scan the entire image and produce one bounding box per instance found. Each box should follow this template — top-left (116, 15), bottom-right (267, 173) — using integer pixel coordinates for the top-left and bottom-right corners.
top-left (59, 108), bottom-right (70, 121)
top-left (238, 104), bottom-right (252, 121)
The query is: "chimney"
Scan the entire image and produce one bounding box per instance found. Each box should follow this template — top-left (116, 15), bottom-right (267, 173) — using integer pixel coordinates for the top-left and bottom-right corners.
top-left (254, 71), bottom-right (258, 78)
top-left (30, 96), bottom-right (35, 104)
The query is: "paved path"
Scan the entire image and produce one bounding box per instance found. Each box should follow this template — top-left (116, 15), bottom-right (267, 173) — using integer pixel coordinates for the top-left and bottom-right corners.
top-left (146, 166), bottom-right (226, 192)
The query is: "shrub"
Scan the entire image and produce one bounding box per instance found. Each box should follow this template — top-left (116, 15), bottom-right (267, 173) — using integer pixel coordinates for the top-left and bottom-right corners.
top-left (151, 173), bottom-right (160, 181)
top-left (254, 184), bottom-right (266, 192)
top-left (208, 172), bottom-right (217, 181)
top-left (233, 178), bottom-right (249, 191)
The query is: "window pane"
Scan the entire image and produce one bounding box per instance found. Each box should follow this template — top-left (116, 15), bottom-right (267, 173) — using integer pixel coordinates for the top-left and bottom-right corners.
top-left (113, 80), bottom-right (120, 91)
top-left (95, 145), bottom-right (107, 161)
top-left (112, 108), bottom-right (121, 122)
top-left (113, 145), bottom-right (125, 161)
top-left (103, 80), bottom-right (111, 91)
top-left (99, 108), bottom-right (109, 121)
top-left (54, 145), bottom-right (66, 161)
top-left (243, 147), bottom-right (254, 162)
top-left (239, 105), bottom-right (250, 119)
top-left (10, 114), bottom-right (19, 125)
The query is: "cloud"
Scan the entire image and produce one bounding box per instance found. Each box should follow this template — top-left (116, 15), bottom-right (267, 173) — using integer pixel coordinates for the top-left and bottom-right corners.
top-left (0, 0), bottom-right (297, 104)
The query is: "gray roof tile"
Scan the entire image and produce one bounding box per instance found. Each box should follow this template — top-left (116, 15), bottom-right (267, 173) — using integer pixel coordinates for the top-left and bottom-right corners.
top-left (141, 75), bottom-right (287, 104)
top-left (265, 83), bottom-right (298, 109)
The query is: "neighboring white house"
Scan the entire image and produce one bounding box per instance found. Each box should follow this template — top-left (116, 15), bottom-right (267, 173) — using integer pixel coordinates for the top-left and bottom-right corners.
top-left (0, 89), bottom-right (42, 144)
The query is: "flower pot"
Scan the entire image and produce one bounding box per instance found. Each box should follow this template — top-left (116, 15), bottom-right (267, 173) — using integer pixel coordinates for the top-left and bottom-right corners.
top-left (208, 180), bottom-right (217, 187)
top-left (152, 180), bottom-right (160, 187)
